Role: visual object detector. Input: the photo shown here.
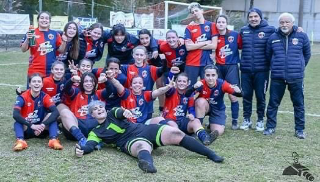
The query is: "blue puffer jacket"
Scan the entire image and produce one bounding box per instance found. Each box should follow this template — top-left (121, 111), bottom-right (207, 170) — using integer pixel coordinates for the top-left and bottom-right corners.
top-left (240, 20), bottom-right (275, 73)
top-left (266, 26), bottom-right (311, 81)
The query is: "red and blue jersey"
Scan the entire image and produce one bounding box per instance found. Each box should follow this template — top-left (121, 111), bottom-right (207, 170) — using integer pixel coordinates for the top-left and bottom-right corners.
top-left (21, 28), bottom-right (62, 77)
top-left (92, 68), bottom-right (127, 89)
top-left (42, 75), bottom-right (67, 105)
top-left (119, 89), bottom-right (153, 123)
top-left (144, 38), bottom-right (165, 66)
top-left (14, 89), bottom-right (54, 124)
top-left (216, 30), bottom-right (242, 65)
top-left (196, 79), bottom-right (235, 111)
top-left (184, 21), bottom-right (218, 66)
top-left (159, 42), bottom-right (187, 68)
top-left (163, 88), bottom-right (195, 122)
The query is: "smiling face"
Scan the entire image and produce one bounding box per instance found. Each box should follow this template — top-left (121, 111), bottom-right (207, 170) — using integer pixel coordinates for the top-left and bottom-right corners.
top-left (29, 76), bottom-right (43, 94)
top-left (83, 75), bottom-right (95, 93)
top-left (131, 77), bottom-right (144, 94)
top-left (133, 48), bottom-right (147, 67)
top-left (176, 75), bottom-right (189, 91)
top-left (38, 12), bottom-right (50, 29)
top-left (248, 12), bottom-right (261, 27)
top-left (166, 32), bottom-right (179, 48)
top-left (90, 27), bottom-right (102, 41)
top-left (51, 63), bottom-right (65, 80)
top-left (79, 60), bottom-right (92, 74)
top-left (216, 17), bottom-right (227, 31)
top-left (66, 23), bottom-right (77, 38)
top-left (91, 104), bottom-right (107, 122)
top-left (204, 68), bottom-right (218, 87)
top-left (279, 15), bottom-right (294, 34)
top-left (139, 34), bottom-right (151, 47)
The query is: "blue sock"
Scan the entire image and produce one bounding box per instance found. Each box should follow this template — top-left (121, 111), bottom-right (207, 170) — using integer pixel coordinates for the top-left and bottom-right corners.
top-left (231, 101), bottom-right (239, 121)
top-left (198, 117), bottom-right (204, 124)
top-left (48, 121), bottom-right (58, 139)
top-left (196, 128), bottom-right (207, 142)
top-left (69, 126), bottom-right (85, 141)
top-left (14, 122), bottom-right (24, 139)
top-left (138, 150), bottom-right (153, 164)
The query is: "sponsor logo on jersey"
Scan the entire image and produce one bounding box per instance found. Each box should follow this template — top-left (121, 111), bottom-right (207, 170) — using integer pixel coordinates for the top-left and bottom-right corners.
top-left (258, 32), bottom-right (265, 39)
top-left (25, 110), bottom-right (40, 123)
top-left (130, 107), bottom-right (142, 119)
top-left (174, 105), bottom-right (185, 117)
top-left (219, 44), bottom-right (233, 58)
top-left (272, 40), bottom-right (281, 43)
top-left (243, 31), bottom-right (250, 34)
top-left (48, 34), bottom-right (54, 40)
top-left (204, 25), bottom-right (210, 32)
top-left (46, 87), bottom-right (54, 92)
top-left (51, 93), bottom-right (61, 103)
top-left (78, 105), bottom-right (88, 116)
top-left (292, 38), bottom-right (299, 45)
top-left (209, 98), bottom-right (217, 105)
top-left (37, 41), bottom-right (54, 55)
top-left (196, 34), bottom-right (207, 42)
top-left (228, 36), bottom-right (234, 43)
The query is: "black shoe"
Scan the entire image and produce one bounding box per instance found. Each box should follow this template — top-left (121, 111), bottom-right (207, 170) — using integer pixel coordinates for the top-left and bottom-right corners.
top-left (209, 154), bottom-right (224, 163)
top-left (202, 130), bottom-right (219, 145)
top-left (138, 159), bottom-right (157, 173)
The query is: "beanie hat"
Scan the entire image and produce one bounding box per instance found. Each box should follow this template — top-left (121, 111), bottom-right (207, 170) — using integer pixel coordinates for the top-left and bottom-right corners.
top-left (247, 7), bottom-right (263, 19)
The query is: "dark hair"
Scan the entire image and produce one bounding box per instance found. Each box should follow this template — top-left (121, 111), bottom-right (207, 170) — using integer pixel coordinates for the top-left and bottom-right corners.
top-left (51, 61), bottom-right (65, 70)
top-left (37, 11), bottom-right (51, 22)
top-left (79, 58), bottom-right (93, 68)
top-left (166, 29), bottom-right (179, 38)
top-left (88, 23), bottom-right (104, 34)
top-left (80, 72), bottom-right (97, 93)
top-left (216, 15), bottom-right (229, 24)
top-left (105, 57), bottom-right (120, 70)
top-left (112, 24), bottom-right (126, 36)
top-left (64, 21), bottom-right (79, 60)
top-left (204, 64), bottom-right (219, 73)
top-left (138, 29), bottom-right (152, 37)
top-left (29, 73), bottom-right (43, 83)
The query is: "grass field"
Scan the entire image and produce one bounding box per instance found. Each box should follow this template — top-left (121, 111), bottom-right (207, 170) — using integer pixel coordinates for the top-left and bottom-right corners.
top-left (0, 46), bottom-right (319, 182)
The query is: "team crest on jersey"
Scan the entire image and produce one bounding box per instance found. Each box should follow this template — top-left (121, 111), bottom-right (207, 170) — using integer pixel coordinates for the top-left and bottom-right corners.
top-left (258, 32), bottom-right (265, 39)
top-left (292, 38), bottom-right (299, 45)
top-left (183, 97), bottom-right (188, 105)
top-left (141, 70), bottom-right (147, 78)
top-left (60, 84), bottom-right (64, 91)
top-left (48, 34), bottom-right (54, 40)
top-left (179, 49), bottom-right (185, 56)
top-left (37, 101), bottom-right (42, 108)
top-left (204, 25), bottom-right (210, 32)
top-left (138, 98), bottom-right (144, 106)
top-left (165, 52), bottom-right (172, 56)
top-left (214, 90), bottom-right (219, 96)
top-left (228, 36), bottom-right (234, 43)
top-left (121, 46), bottom-right (126, 52)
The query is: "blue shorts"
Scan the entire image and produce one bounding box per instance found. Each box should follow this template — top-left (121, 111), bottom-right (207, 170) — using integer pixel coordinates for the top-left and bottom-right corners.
top-left (177, 117), bottom-right (193, 135)
top-left (185, 65), bottom-right (205, 86)
top-left (62, 118), bottom-right (99, 140)
top-left (208, 109), bottom-right (226, 126)
top-left (216, 64), bottom-right (240, 86)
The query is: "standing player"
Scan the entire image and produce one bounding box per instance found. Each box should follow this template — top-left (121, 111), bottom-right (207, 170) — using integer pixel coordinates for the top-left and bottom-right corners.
top-left (13, 73), bottom-right (63, 151)
top-left (20, 11), bottom-right (67, 78)
top-left (215, 15), bottom-right (242, 130)
top-left (184, 2), bottom-right (218, 86)
top-left (75, 101), bottom-right (224, 173)
top-left (191, 65), bottom-right (242, 135)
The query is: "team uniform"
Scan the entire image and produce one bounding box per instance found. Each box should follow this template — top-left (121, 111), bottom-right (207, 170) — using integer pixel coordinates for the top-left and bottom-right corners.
top-left (79, 33), bottom-right (106, 64)
top-left (119, 89), bottom-right (154, 124)
top-left (195, 79), bottom-right (238, 125)
top-left (42, 75), bottom-right (67, 105)
top-left (21, 28), bottom-right (62, 77)
top-left (184, 21), bottom-right (218, 85)
top-left (13, 89), bottom-right (59, 139)
top-left (159, 41), bottom-right (187, 73)
top-left (121, 64), bottom-right (165, 116)
top-left (104, 33), bottom-right (139, 65)
top-left (144, 38), bottom-right (165, 67)
top-left (92, 68), bottom-right (127, 110)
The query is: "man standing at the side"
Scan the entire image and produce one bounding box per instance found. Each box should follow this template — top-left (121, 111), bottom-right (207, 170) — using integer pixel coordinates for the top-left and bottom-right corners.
top-left (264, 13), bottom-right (311, 139)
top-left (239, 8), bottom-right (275, 131)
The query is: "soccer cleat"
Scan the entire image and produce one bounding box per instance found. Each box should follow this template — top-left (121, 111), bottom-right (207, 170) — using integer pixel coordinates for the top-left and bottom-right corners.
top-left (78, 138), bottom-right (87, 148)
top-left (202, 130), bottom-right (219, 145)
top-left (240, 119), bottom-right (252, 130)
top-left (263, 128), bottom-right (275, 136)
top-left (48, 139), bottom-right (63, 150)
top-left (295, 130), bottom-right (306, 139)
top-left (255, 120), bottom-right (265, 132)
top-left (13, 139), bottom-right (28, 151)
top-left (138, 159), bottom-right (157, 173)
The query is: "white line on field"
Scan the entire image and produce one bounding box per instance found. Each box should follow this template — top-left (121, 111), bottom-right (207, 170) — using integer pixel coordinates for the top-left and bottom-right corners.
top-left (0, 63), bottom-right (27, 66)
top-left (0, 83), bottom-right (23, 87)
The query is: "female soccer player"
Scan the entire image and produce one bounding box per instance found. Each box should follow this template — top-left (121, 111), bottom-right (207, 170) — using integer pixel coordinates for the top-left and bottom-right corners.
top-left (75, 101), bottom-right (224, 173)
top-left (215, 15), bottom-right (242, 130)
top-left (13, 73), bottom-right (63, 151)
top-left (20, 11), bottom-right (67, 78)
top-left (190, 65), bottom-right (242, 135)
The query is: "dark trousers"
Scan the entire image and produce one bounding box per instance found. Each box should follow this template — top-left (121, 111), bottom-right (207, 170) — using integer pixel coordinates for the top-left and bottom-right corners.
top-left (185, 65), bottom-right (205, 86)
top-left (241, 71), bottom-right (269, 120)
top-left (266, 79), bottom-right (305, 131)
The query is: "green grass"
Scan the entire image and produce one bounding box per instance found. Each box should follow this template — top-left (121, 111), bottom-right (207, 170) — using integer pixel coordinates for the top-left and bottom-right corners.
top-left (0, 47), bottom-right (319, 181)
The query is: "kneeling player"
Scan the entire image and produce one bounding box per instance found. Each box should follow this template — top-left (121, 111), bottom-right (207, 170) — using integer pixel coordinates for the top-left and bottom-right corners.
top-left (191, 65), bottom-right (242, 135)
top-left (75, 101), bottom-right (224, 173)
top-left (12, 73), bottom-right (63, 151)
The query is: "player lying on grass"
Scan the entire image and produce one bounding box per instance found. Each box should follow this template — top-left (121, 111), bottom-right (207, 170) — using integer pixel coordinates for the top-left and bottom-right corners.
top-left (75, 101), bottom-right (224, 173)
top-left (13, 73), bottom-right (63, 151)
top-left (148, 66), bottom-right (218, 145)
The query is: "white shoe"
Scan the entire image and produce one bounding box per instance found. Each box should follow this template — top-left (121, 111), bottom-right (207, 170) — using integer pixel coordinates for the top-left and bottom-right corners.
top-left (255, 120), bottom-right (264, 132)
top-left (240, 119), bottom-right (252, 130)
